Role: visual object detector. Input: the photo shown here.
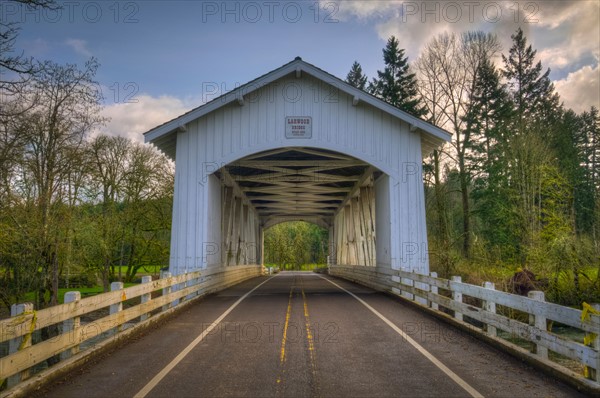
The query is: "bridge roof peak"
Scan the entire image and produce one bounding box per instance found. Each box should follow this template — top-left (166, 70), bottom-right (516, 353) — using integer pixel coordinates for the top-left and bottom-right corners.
top-left (144, 57), bottom-right (451, 156)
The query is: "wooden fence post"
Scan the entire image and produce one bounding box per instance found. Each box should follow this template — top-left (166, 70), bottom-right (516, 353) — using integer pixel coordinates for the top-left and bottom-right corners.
top-left (528, 291), bottom-right (548, 359)
top-left (7, 302), bottom-right (33, 388)
top-left (584, 303), bottom-right (600, 382)
top-left (60, 292), bottom-right (81, 361)
top-left (110, 282), bottom-right (124, 333)
top-left (451, 276), bottom-right (463, 321)
top-left (160, 271), bottom-right (172, 311)
top-left (401, 277), bottom-right (414, 301)
top-left (483, 282), bottom-right (497, 337)
top-left (140, 276), bottom-right (152, 322)
top-left (430, 272), bottom-right (438, 310)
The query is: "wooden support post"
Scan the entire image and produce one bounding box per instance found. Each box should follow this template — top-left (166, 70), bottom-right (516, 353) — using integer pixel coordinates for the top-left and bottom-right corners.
top-left (140, 276), bottom-right (152, 321)
top-left (60, 292), bottom-right (81, 361)
top-left (415, 279), bottom-right (428, 306)
top-left (594, 303), bottom-right (600, 383)
top-left (430, 272), bottom-right (439, 310)
top-left (7, 302), bottom-right (34, 388)
top-left (336, 211), bottom-right (345, 265)
top-left (222, 187), bottom-right (234, 265)
top-left (483, 282), bottom-right (497, 337)
top-left (351, 197), bottom-right (365, 266)
top-left (402, 277), bottom-right (414, 301)
top-left (367, 186), bottom-right (376, 266)
top-left (451, 276), bottom-right (463, 321)
top-left (344, 205), bottom-right (356, 264)
top-left (161, 271), bottom-right (172, 311)
top-left (241, 204), bottom-right (249, 264)
top-left (231, 197), bottom-right (242, 265)
top-left (584, 303), bottom-right (600, 382)
top-left (528, 291), bottom-right (548, 359)
top-left (110, 282), bottom-right (124, 333)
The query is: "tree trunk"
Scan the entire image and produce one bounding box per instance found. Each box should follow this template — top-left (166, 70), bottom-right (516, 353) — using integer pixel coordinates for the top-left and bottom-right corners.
top-left (460, 164), bottom-right (471, 257)
top-left (433, 150), bottom-right (452, 275)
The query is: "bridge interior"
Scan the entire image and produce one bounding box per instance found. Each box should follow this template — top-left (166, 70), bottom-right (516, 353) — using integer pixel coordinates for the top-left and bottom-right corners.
top-left (213, 147), bottom-right (382, 267)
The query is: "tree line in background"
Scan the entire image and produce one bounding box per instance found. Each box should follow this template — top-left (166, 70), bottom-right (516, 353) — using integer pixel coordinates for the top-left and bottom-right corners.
top-left (348, 31), bottom-right (599, 305)
top-left (0, 1), bottom-right (173, 313)
top-left (264, 222), bottom-right (328, 270)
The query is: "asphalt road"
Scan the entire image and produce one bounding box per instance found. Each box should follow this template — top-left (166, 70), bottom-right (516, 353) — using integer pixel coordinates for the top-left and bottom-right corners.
top-left (37, 272), bottom-right (585, 398)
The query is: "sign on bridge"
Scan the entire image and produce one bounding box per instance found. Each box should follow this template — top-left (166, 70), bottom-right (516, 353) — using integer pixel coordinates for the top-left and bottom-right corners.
top-left (285, 116), bottom-right (312, 139)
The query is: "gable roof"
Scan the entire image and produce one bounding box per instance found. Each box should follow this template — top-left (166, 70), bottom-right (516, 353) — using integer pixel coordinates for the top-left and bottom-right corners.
top-left (144, 57), bottom-right (452, 157)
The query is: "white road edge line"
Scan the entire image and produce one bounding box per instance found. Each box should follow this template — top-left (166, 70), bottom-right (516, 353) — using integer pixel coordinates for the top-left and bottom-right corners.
top-left (317, 274), bottom-right (485, 398)
top-left (134, 275), bottom-right (275, 398)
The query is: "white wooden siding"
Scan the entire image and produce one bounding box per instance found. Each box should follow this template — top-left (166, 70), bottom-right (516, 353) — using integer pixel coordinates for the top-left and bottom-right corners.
top-left (169, 73), bottom-right (429, 274)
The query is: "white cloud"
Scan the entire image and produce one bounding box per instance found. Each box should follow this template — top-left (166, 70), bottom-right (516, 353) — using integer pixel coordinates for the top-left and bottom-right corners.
top-left (95, 94), bottom-right (198, 142)
top-left (534, 2), bottom-right (600, 72)
top-left (65, 39), bottom-right (93, 57)
top-left (554, 63), bottom-right (600, 114)
top-left (331, 1), bottom-right (526, 60)
top-left (329, 0), bottom-right (403, 20)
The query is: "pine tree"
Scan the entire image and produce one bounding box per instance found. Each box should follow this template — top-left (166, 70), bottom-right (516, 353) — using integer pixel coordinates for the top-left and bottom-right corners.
top-left (370, 36), bottom-right (426, 117)
top-left (465, 58), bottom-right (513, 176)
top-left (502, 28), bottom-right (558, 129)
top-left (574, 107), bottom-right (600, 236)
top-left (346, 61), bottom-right (368, 90)
top-left (464, 57), bottom-right (515, 257)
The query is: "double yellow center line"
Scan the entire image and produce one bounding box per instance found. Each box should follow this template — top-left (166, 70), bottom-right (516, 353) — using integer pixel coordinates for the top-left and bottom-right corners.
top-left (276, 277), bottom-right (319, 393)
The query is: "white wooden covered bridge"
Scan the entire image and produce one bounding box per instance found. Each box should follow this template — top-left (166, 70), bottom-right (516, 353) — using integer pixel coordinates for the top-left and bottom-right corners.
top-left (144, 57), bottom-right (451, 279)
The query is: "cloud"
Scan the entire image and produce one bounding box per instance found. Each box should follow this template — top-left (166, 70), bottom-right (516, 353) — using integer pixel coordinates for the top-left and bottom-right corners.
top-left (533, 1), bottom-right (600, 72)
top-left (95, 94), bottom-right (198, 142)
top-left (326, 0), bottom-right (599, 112)
top-left (330, 1), bottom-right (527, 60)
top-left (328, 0), bottom-right (403, 20)
top-left (65, 39), bottom-right (93, 57)
top-left (554, 63), bottom-right (600, 114)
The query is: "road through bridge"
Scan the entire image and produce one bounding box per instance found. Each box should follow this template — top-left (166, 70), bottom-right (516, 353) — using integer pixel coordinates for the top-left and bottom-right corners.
top-left (33, 272), bottom-right (583, 398)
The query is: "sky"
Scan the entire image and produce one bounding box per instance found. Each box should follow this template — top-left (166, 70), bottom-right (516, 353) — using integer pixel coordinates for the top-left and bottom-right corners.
top-left (5, 0), bottom-right (600, 142)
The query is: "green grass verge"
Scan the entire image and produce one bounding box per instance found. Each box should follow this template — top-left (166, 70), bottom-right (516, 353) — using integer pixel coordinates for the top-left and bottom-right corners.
top-left (265, 263), bottom-right (326, 271)
top-left (111, 265), bottom-right (164, 275)
top-left (23, 283), bottom-right (137, 305)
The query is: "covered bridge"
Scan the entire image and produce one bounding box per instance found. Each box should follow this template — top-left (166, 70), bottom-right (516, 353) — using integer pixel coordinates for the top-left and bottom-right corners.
top-left (144, 57), bottom-right (451, 281)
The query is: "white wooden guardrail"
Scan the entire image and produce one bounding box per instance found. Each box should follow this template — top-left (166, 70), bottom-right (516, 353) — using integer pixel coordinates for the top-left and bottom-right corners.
top-left (0, 265), bottom-right (262, 393)
top-left (329, 265), bottom-right (600, 390)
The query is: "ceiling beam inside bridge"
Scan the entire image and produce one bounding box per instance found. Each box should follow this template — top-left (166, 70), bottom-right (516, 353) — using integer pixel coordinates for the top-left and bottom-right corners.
top-left (218, 147), bottom-right (379, 229)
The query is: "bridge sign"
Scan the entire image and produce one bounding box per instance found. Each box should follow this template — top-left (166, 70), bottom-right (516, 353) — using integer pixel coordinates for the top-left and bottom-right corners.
top-left (285, 116), bottom-right (312, 139)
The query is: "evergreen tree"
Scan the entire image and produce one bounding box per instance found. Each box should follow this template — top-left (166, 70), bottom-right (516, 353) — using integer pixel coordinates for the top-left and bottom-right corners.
top-left (502, 28), bottom-right (558, 129)
top-left (370, 36), bottom-right (426, 117)
top-left (465, 58), bottom-right (513, 175)
top-left (575, 107), bottom-right (600, 236)
top-left (346, 61), bottom-right (368, 90)
top-left (464, 58), bottom-right (515, 252)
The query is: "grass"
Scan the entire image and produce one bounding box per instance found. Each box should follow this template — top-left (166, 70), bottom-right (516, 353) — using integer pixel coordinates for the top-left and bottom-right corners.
top-left (437, 260), bottom-right (600, 306)
top-left (111, 265), bottom-right (164, 275)
top-left (23, 283), bottom-right (138, 305)
top-left (265, 263), bottom-right (326, 271)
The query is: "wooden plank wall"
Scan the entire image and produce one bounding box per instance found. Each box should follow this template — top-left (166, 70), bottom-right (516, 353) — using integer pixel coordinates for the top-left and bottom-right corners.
top-left (334, 186), bottom-right (376, 266)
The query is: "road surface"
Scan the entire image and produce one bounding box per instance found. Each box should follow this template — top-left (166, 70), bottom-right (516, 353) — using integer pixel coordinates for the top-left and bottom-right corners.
top-left (37, 272), bottom-right (584, 397)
